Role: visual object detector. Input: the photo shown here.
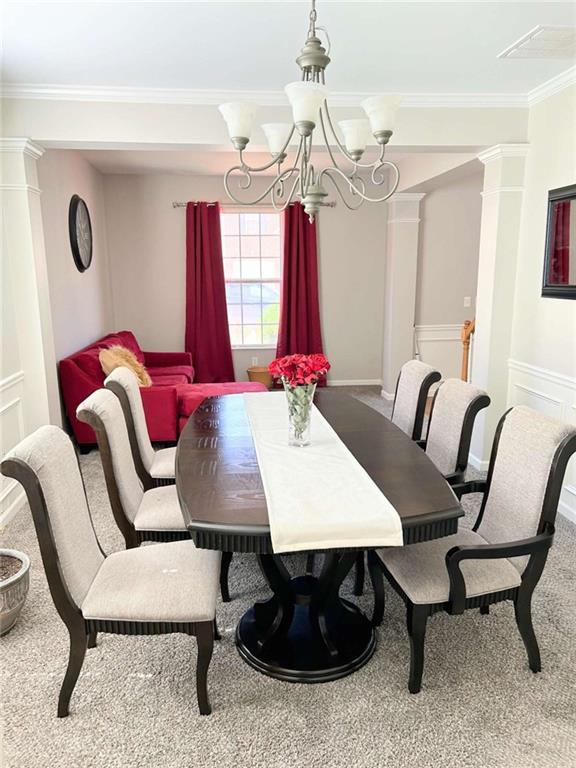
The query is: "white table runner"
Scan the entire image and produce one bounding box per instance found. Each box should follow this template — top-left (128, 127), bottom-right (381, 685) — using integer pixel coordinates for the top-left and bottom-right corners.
top-left (243, 392), bottom-right (404, 554)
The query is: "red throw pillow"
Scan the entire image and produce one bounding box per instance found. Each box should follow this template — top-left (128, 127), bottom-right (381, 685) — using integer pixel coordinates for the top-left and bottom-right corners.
top-left (75, 349), bottom-right (104, 382)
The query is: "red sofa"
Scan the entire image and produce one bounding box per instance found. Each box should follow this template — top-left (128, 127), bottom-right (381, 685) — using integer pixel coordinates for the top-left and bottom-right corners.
top-left (59, 330), bottom-right (267, 447)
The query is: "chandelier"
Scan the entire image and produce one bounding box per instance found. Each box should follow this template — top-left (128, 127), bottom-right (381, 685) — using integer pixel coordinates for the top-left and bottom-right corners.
top-left (218, 0), bottom-right (401, 221)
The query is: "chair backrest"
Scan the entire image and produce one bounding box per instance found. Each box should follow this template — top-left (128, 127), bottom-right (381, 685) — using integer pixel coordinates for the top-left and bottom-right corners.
top-left (477, 406), bottom-right (576, 571)
top-left (105, 366), bottom-right (155, 481)
top-left (391, 360), bottom-right (441, 440)
top-left (425, 378), bottom-right (490, 477)
top-left (1, 426), bottom-right (104, 610)
top-left (77, 389), bottom-right (144, 526)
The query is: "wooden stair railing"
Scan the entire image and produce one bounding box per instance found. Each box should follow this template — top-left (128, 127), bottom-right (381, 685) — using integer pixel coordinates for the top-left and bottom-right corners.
top-left (461, 320), bottom-right (475, 381)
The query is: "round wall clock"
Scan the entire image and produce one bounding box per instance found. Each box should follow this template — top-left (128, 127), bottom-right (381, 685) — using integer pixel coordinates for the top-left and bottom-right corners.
top-left (68, 195), bottom-right (93, 272)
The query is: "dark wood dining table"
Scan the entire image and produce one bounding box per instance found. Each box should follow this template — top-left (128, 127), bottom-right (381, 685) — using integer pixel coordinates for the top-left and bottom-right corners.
top-left (176, 390), bottom-right (463, 683)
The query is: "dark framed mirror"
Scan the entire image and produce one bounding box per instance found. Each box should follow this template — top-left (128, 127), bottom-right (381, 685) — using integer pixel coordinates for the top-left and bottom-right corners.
top-left (542, 183), bottom-right (576, 299)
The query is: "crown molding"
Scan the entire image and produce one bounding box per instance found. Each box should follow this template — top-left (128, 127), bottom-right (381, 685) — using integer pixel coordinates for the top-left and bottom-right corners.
top-left (0, 138), bottom-right (44, 159)
top-left (477, 144), bottom-right (529, 164)
top-left (0, 82), bottom-right (528, 109)
top-left (527, 65), bottom-right (576, 107)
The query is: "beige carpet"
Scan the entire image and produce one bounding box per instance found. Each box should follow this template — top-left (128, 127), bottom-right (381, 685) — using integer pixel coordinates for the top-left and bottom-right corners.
top-left (2, 391), bottom-right (576, 768)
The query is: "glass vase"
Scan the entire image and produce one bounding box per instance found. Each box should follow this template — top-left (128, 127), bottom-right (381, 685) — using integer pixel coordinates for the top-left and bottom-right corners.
top-left (283, 380), bottom-right (317, 447)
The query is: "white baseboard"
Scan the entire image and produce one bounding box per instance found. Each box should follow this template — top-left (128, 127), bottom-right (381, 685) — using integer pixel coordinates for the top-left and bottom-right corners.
top-left (469, 454), bottom-right (489, 473)
top-left (329, 379), bottom-right (382, 387)
top-left (381, 388), bottom-right (395, 401)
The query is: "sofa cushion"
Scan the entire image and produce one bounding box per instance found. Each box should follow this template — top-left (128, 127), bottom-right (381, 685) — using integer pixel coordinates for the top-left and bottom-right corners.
top-left (178, 382), bottom-right (268, 418)
top-left (75, 349), bottom-right (105, 383)
top-left (150, 374), bottom-right (190, 386)
top-left (148, 365), bottom-right (194, 382)
top-left (110, 330), bottom-right (145, 363)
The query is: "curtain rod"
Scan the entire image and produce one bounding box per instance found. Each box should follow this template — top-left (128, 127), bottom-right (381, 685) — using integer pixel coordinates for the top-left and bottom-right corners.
top-left (172, 201), bottom-right (335, 209)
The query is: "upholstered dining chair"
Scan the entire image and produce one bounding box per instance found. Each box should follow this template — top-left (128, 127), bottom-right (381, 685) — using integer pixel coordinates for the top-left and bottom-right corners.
top-left (77, 389), bottom-right (188, 549)
top-left (1, 426), bottom-right (220, 716)
top-left (102, 372), bottom-right (234, 602)
top-left (104, 366), bottom-right (175, 488)
top-left (367, 406), bottom-right (576, 694)
top-left (418, 378), bottom-right (490, 484)
top-left (391, 360), bottom-right (441, 441)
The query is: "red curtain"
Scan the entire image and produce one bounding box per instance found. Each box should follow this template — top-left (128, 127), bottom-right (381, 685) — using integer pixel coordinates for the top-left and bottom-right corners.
top-left (185, 202), bottom-right (235, 382)
top-left (276, 202), bottom-right (324, 364)
top-left (550, 201), bottom-right (571, 284)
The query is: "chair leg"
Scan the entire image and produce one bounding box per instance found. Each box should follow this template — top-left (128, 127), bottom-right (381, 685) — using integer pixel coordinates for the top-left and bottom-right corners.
top-left (353, 551), bottom-right (365, 596)
top-left (196, 622), bottom-right (214, 716)
top-left (407, 604), bottom-right (428, 694)
top-left (58, 625), bottom-right (88, 717)
top-left (220, 552), bottom-right (232, 603)
top-left (514, 594), bottom-right (541, 673)
top-left (305, 552), bottom-right (316, 576)
top-left (367, 551), bottom-right (385, 627)
top-left (87, 629), bottom-right (98, 648)
top-left (480, 605), bottom-right (490, 615)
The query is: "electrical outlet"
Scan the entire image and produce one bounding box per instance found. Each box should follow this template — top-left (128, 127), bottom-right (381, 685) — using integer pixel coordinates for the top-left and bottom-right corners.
top-left (463, 296), bottom-right (472, 308)
top-left (251, 356), bottom-right (259, 366)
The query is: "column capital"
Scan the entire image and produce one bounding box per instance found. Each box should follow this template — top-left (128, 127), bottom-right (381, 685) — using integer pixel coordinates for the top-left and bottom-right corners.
top-left (387, 192), bottom-right (425, 224)
top-left (389, 193), bottom-right (426, 202)
top-left (0, 138), bottom-right (45, 159)
top-left (477, 144), bottom-right (529, 165)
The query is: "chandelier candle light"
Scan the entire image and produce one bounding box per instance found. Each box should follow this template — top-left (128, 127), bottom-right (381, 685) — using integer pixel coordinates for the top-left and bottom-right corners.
top-left (218, 0), bottom-right (401, 221)
top-left (269, 354), bottom-right (331, 447)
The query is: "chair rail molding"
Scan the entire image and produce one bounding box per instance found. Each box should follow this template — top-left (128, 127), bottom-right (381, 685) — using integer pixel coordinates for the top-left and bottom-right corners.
top-left (507, 358), bottom-right (576, 523)
top-left (414, 324), bottom-right (462, 381)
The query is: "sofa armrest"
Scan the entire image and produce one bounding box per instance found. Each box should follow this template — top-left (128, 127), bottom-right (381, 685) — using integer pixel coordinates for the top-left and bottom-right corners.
top-left (143, 351), bottom-right (193, 367)
top-left (140, 386), bottom-right (179, 442)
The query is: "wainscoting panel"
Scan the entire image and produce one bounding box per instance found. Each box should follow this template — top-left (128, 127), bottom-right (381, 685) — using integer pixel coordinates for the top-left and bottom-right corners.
top-left (0, 371), bottom-right (26, 526)
top-left (414, 324), bottom-right (463, 380)
top-left (508, 359), bottom-right (576, 523)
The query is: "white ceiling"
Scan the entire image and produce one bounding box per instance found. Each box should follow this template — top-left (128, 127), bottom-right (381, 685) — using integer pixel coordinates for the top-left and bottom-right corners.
top-left (3, 1), bottom-right (575, 97)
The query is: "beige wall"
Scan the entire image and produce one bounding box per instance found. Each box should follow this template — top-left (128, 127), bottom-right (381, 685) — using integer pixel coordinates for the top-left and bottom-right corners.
top-left (102, 173), bottom-right (387, 383)
top-left (38, 150), bottom-right (114, 363)
top-left (416, 169), bottom-right (483, 326)
top-left (510, 85), bottom-right (576, 376)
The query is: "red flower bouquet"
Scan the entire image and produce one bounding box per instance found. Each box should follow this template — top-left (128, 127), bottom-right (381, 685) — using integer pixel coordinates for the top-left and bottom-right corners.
top-left (268, 353), bottom-right (331, 387)
top-left (268, 354), bottom-right (331, 446)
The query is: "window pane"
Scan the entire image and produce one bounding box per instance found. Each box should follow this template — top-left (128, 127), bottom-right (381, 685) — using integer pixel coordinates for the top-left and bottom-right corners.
top-left (224, 258), bottom-right (241, 279)
top-left (260, 213), bottom-right (280, 235)
top-left (222, 236), bottom-right (239, 259)
top-left (262, 303), bottom-right (279, 324)
top-left (243, 304), bottom-right (262, 324)
top-left (263, 324), bottom-right (278, 344)
top-left (261, 258), bottom-right (281, 279)
top-left (243, 325), bottom-right (262, 345)
top-left (242, 283), bottom-right (262, 303)
top-left (241, 236), bottom-right (259, 258)
top-left (227, 304), bottom-right (242, 324)
top-left (240, 213), bottom-right (260, 235)
top-left (226, 283), bottom-right (241, 303)
top-left (229, 325), bottom-right (243, 346)
top-left (261, 283), bottom-right (280, 303)
top-left (241, 259), bottom-right (261, 279)
top-left (221, 213), bottom-right (239, 236)
top-left (261, 236), bottom-right (280, 258)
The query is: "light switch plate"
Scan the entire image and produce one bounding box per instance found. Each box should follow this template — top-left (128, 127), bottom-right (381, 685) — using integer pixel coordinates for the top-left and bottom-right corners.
top-left (463, 296), bottom-right (472, 308)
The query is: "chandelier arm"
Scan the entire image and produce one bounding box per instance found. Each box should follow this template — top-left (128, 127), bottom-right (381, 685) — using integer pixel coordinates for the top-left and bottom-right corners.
top-left (321, 170), bottom-right (364, 211)
top-left (271, 173), bottom-right (302, 212)
top-left (318, 107), bottom-right (347, 174)
top-left (224, 165), bottom-right (301, 206)
top-left (319, 161), bottom-right (400, 204)
top-left (322, 100), bottom-right (387, 170)
top-left (235, 125), bottom-right (297, 174)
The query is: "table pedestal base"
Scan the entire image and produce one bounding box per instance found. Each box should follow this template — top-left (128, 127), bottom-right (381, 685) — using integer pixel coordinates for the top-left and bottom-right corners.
top-left (236, 552), bottom-right (376, 683)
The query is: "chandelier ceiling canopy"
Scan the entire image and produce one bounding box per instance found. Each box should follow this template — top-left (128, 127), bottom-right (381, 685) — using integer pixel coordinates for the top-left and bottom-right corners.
top-left (218, 0), bottom-right (401, 221)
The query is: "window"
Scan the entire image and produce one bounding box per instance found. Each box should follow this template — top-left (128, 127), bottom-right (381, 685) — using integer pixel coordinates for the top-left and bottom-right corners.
top-left (221, 210), bottom-right (282, 347)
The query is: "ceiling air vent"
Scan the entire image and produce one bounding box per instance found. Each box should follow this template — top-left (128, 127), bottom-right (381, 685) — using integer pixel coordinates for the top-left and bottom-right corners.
top-left (498, 25), bottom-right (576, 59)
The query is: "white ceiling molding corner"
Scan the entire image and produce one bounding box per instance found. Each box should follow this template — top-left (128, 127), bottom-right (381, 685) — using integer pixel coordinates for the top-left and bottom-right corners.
top-left (527, 64), bottom-right (576, 106)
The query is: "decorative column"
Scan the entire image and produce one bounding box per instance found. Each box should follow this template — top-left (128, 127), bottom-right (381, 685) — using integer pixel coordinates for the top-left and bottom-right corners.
top-left (381, 193), bottom-right (425, 398)
top-left (1, 138), bottom-right (59, 433)
top-left (470, 144), bottom-right (528, 467)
